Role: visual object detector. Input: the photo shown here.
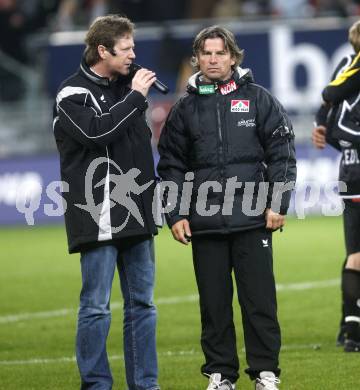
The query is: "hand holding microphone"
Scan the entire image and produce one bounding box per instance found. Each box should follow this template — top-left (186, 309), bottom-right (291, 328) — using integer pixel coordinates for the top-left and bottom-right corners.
top-left (130, 63), bottom-right (169, 95)
top-left (131, 67), bottom-right (156, 97)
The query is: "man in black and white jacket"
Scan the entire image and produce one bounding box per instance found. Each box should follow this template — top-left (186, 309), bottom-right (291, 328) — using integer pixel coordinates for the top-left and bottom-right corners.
top-left (53, 15), bottom-right (160, 390)
top-left (312, 20), bottom-right (360, 353)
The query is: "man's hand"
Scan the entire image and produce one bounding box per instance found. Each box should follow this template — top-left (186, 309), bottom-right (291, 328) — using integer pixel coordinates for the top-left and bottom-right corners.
top-left (265, 208), bottom-right (285, 231)
top-left (131, 68), bottom-right (156, 97)
top-left (312, 125), bottom-right (327, 149)
top-left (171, 219), bottom-right (192, 245)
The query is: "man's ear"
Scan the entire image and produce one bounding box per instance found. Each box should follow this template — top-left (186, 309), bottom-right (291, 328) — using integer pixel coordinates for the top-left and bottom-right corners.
top-left (98, 45), bottom-right (107, 60)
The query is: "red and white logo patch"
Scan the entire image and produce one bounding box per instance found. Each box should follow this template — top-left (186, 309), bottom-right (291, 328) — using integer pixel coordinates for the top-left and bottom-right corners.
top-left (231, 100), bottom-right (250, 112)
top-left (219, 80), bottom-right (237, 95)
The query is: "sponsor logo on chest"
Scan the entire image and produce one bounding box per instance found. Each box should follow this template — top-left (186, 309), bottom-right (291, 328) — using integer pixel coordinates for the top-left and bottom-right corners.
top-left (231, 99), bottom-right (250, 112)
top-left (237, 118), bottom-right (256, 127)
top-left (219, 80), bottom-right (237, 95)
top-left (198, 84), bottom-right (215, 94)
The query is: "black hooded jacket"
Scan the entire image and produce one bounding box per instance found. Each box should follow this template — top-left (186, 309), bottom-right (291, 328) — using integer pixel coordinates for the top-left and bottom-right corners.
top-left (158, 67), bottom-right (296, 235)
top-left (53, 58), bottom-right (157, 253)
top-left (315, 52), bottom-right (360, 197)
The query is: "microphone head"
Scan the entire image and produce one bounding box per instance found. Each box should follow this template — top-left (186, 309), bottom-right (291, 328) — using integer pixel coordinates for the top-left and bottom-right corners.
top-left (129, 63), bottom-right (169, 94)
top-left (129, 62), bottom-right (142, 74)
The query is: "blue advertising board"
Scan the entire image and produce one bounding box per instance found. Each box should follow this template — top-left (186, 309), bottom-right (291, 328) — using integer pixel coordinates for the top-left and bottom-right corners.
top-left (47, 19), bottom-right (351, 114)
top-left (0, 155), bottom-right (62, 225)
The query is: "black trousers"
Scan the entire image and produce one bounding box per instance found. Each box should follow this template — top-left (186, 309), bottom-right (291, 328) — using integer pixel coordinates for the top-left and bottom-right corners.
top-left (191, 228), bottom-right (281, 382)
top-left (342, 200), bottom-right (360, 340)
top-left (343, 199), bottom-right (360, 255)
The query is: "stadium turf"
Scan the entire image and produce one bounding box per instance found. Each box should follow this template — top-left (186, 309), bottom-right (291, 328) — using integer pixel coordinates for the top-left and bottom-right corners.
top-left (1, 216), bottom-right (358, 389)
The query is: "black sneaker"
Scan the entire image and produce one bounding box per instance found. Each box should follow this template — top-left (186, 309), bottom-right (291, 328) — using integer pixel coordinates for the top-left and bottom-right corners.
top-left (344, 339), bottom-right (360, 352)
top-left (336, 325), bottom-right (346, 347)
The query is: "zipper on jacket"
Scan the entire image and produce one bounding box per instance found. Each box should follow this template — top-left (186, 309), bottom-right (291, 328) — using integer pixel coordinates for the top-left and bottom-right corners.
top-left (216, 95), bottom-right (229, 230)
top-left (216, 99), bottom-right (224, 167)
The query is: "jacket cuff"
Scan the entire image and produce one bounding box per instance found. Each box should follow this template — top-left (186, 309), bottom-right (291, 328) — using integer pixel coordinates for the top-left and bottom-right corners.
top-left (127, 90), bottom-right (148, 111)
top-left (279, 203), bottom-right (289, 216)
top-left (267, 183), bottom-right (293, 215)
top-left (166, 213), bottom-right (186, 228)
top-left (315, 104), bottom-right (329, 126)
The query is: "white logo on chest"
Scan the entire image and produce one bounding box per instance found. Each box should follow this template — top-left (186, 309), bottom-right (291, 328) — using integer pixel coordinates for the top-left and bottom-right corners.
top-left (237, 118), bottom-right (256, 127)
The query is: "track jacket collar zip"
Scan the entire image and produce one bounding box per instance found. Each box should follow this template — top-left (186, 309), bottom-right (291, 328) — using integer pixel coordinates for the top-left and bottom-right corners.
top-left (187, 67), bottom-right (253, 95)
top-left (79, 56), bottom-right (132, 88)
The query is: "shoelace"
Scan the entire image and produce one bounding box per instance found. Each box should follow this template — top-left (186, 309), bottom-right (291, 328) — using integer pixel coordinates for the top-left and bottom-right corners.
top-left (208, 380), bottom-right (220, 390)
top-left (259, 376), bottom-right (281, 389)
top-left (208, 379), bottom-right (233, 390)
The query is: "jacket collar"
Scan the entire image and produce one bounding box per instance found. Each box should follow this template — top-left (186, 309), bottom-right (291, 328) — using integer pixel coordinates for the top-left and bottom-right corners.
top-left (187, 67), bottom-right (253, 95)
top-left (79, 56), bottom-right (132, 87)
top-left (80, 56), bottom-right (111, 86)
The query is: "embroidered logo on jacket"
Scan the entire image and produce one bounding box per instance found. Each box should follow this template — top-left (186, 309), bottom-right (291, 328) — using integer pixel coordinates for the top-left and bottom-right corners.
top-left (237, 118), bottom-right (256, 127)
top-left (231, 99), bottom-right (250, 112)
top-left (219, 80), bottom-right (237, 95)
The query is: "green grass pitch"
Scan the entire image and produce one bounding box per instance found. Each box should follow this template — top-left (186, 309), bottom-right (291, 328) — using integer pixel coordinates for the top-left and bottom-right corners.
top-left (1, 216), bottom-right (359, 389)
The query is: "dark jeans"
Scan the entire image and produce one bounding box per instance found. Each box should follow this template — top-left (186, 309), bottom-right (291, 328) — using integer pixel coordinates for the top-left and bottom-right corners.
top-left (76, 239), bottom-right (160, 390)
top-left (191, 228), bottom-right (281, 382)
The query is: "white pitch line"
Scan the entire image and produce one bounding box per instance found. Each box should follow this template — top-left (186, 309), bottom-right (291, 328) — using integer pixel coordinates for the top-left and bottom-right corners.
top-left (0, 295), bottom-right (199, 325)
top-left (276, 278), bottom-right (339, 291)
top-left (0, 308), bottom-right (76, 324)
top-left (0, 279), bottom-right (339, 325)
top-left (0, 350), bottom-right (198, 366)
top-left (0, 345), bottom-right (322, 366)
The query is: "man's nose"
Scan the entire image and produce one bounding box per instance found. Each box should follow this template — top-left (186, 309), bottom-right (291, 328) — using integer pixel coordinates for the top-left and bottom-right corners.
top-left (129, 48), bottom-right (136, 59)
top-left (209, 54), bottom-right (217, 63)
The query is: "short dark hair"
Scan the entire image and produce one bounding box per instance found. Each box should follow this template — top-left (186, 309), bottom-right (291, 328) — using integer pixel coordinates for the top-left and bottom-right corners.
top-left (349, 20), bottom-right (360, 53)
top-left (191, 25), bottom-right (244, 71)
top-left (84, 15), bottom-right (134, 66)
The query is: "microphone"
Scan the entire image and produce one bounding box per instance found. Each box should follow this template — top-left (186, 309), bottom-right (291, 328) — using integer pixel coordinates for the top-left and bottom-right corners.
top-left (130, 63), bottom-right (169, 95)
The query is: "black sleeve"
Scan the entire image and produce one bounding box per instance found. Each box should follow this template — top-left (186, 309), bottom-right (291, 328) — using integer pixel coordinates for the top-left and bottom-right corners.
top-left (314, 103), bottom-right (341, 151)
top-left (314, 57), bottom-right (350, 151)
top-left (315, 103), bottom-right (331, 127)
top-left (56, 87), bottom-right (148, 148)
top-left (256, 88), bottom-right (297, 215)
top-left (157, 99), bottom-right (190, 227)
top-left (325, 135), bottom-right (342, 151)
top-left (322, 53), bottom-right (360, 104)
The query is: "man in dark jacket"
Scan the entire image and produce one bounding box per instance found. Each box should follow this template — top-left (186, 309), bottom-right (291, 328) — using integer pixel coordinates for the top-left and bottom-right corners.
top-left (158, 26), bottom-right (296, 390)
top-left (53, 15), bottom-right (160, 390)
top-left (312, 19), bottom-right (360, 352)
